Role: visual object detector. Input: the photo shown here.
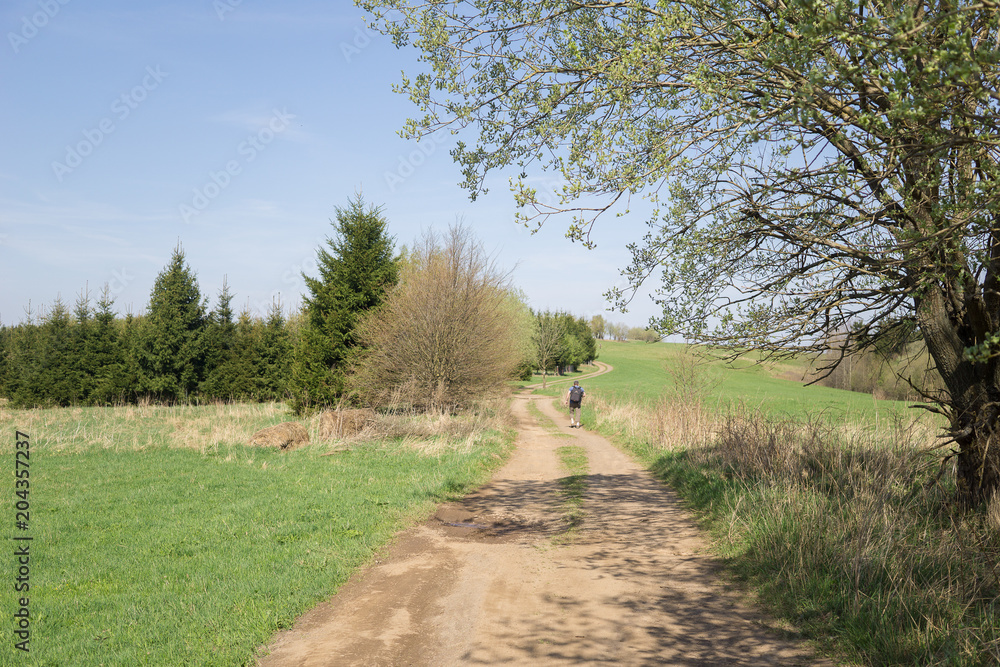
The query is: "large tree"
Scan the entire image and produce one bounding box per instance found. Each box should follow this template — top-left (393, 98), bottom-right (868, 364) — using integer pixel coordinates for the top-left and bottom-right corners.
top-left (360, 0), bottom-right (1000, 505)
top-left (288, 195), bottom-right (398, 413)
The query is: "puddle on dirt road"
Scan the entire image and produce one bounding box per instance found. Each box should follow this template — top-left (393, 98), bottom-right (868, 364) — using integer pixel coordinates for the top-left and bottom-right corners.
top-left (432, 504), bottom-right (563, 541)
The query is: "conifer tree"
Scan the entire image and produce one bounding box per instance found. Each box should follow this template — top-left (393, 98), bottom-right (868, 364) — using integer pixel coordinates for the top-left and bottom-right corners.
top-left (119, 311), bottom-right (145, 401)
top-left (200, 279), bottom-right (238, 399)
top-left (34, 298), bottom-right (76, 406)
top-left (289, 195), bottom-right (398, 414)
top-left (88, 285), bottom-right (129, 405)
top-left (70, 288), bottom-right (94, 403)
top-left (258, 300), bottom-right (291, 401)
top-left (3, 307), bottom-right (40, 406)
top-left (136, 246), bottom-right (207, 402)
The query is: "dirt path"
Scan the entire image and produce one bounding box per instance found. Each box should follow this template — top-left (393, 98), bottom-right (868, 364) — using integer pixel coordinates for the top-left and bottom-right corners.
top-left (257, 390), bottom-right (836, 666)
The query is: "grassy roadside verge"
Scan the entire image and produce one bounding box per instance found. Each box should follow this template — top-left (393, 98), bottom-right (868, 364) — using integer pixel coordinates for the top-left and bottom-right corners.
top-left (0, 402), bottom-right (514, 666)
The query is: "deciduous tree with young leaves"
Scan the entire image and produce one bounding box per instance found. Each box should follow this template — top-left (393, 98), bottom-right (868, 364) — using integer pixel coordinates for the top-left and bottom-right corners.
top-left (351, 224), bottom-right (532, 411)
top-left (359, 0), bottom-right (1000, 505)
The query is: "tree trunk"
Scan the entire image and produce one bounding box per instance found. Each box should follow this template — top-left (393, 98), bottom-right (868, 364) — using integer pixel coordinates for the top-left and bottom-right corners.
top-left (917, 286), bottom-right (1000, 506)
top-left (954, 417), bottom-right (1000, 507)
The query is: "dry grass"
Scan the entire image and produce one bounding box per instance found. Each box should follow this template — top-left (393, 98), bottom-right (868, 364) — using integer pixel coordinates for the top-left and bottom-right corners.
top-left (591, 392), bottom-right (716, 450)
top-left (310, 398), bottom-right (516, 456)
top-left (0, 399), bottom-right (514, 459)
top-left (0, 401), bottom-right (291, 454)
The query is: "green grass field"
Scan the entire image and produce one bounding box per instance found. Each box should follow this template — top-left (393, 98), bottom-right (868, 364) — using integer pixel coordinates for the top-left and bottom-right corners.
top-left (0, 404), bottom-right (513, 666)
top-left (586, 340), bottom-right (928, 426)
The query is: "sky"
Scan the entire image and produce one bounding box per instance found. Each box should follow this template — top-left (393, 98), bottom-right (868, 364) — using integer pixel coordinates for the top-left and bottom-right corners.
top-left (0, 0), bottom-right (662, 329)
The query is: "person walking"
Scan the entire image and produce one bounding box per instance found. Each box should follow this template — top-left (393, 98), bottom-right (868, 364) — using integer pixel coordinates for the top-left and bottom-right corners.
top-left (566, 380), bottom-right (585, 427)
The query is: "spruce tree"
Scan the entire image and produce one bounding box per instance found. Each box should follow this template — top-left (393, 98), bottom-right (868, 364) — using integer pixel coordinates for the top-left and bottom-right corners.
top-left (136, 246), bottom-right (207, 402)
top-left (200, 279), bottom-right (238, 400)
top-left (70, 288), bottom-right (95, 403)
top-left (34, 298), bottom-right (76, 406)
top-left (88, 285), bottom-right (129, 405)
top-left (258, 300), bottom-right (291, 401)
top-left (229, 307), bottom-right (260, 401)
top-left (288, 195), bottom-right (398, 414)
top-left (3, 307), bottom-right (41, 407)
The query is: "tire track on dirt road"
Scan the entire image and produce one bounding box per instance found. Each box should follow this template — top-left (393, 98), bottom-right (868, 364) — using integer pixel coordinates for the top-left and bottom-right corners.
top-left (257, 388), bottom-right (836, 666)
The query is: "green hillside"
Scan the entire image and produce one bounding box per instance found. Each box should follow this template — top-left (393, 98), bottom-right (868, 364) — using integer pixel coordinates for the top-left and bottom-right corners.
top-left (585, 340), bottom-right (929, 428)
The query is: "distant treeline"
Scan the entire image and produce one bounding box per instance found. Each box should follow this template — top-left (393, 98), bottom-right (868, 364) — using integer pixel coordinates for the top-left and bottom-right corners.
top-left (1, 195), bottom-right (617, 410)
top-left (0, 254), bottom-right (295, 408)
top-left (0, 248), bottom-right (601, 409)
top-left (529, 310), bottom-right (599, 378)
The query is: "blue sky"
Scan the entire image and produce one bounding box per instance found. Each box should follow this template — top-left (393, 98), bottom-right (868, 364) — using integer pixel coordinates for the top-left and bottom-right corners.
top-left (1, 0), bottom-right (660, 328)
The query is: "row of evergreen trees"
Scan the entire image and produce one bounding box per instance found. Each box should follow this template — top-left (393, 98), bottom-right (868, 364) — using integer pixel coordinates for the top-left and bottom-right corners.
top-left (0, 256), bottom-right (293, 408)
top-left (0, 196), bottom-right (405, 411)
top-left (0, 196), bottom-right (389, 410)
top-left (0, 195), bottom-right (599, 410)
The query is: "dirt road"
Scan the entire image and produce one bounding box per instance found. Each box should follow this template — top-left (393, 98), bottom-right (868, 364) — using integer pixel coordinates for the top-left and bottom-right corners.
top-left (257, 390), bottom-right (835, 666)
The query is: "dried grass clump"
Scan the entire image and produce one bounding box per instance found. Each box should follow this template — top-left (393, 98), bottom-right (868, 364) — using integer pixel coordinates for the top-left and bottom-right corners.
top-left (167, 402), bottom-right (290, 453)
top-left (318, 408), bottom-right (376, 439)
top-left (247, 422), bottom-right (310, 451)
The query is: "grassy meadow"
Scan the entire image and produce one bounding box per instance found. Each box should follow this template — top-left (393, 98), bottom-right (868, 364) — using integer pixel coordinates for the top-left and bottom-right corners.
top-left (591, 340), bottom-right (927, 423)
top-left (580, 340), bottom-right (1000, 666)
top-left (0, 402), bottom-right (513, 666)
